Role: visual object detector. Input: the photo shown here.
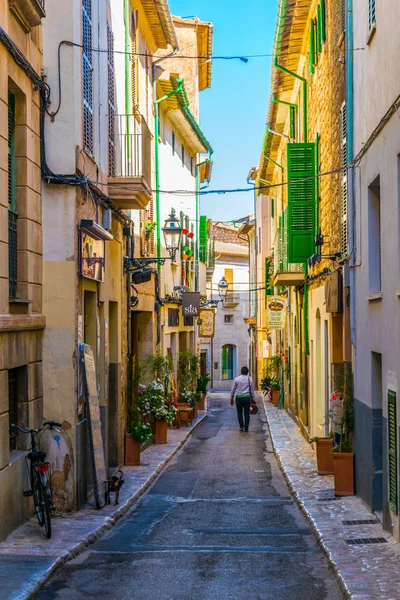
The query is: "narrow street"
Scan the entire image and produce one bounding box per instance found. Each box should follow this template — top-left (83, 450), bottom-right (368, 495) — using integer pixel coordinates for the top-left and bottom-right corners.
top-left (37, 394), bottom-right (342, 600)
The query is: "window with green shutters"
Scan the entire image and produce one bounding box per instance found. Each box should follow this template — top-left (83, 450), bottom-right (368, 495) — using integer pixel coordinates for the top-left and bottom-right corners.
top-left (309, 19), bottom-right (316, 74)
top-left (388, 390), bottom-right (398, 514)
top-left (8, 91), bottom-right (17, 300)
top-left (265, 257), bottom-right (273, 295)
top-left (199, 215), bottom-right (208, 263)
top-left (287, 143), bottom-right (318, 264)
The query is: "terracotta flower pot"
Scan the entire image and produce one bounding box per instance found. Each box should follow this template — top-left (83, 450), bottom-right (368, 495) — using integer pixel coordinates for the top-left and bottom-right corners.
top-left (155, 420), bottom-right (168, 444)
top-left (333, 452), bottom-right (354, 496)
top-left (271, 390), bottom-right (280, 406)
top-left (315, 438), bottom-right (334, 475)
top-left (197, 394), bottom-right (206, 411)
top-left (125, 433), bottom-right (140, 466)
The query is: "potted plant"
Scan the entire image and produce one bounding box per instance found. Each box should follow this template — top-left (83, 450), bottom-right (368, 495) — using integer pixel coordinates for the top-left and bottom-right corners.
top-left (269, 377), bottom-right (281, 406)
top-left (197, 374), bottom-right (211, 409)
top-left (332, 376), bottom-right (354, 496)
top-left (153, 405), bottom-right (177, 444)
top-left (144, 218), bottom-right (156, 239)
top-left (125, 422), bottom-right (153, 466)
top-left (309, 432), bottom-right (334, 475)
top-left (178, 388), bottom-right (195, 425)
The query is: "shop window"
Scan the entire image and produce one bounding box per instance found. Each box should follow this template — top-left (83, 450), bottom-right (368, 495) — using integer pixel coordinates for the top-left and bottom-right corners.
top-left (224, 315), bottom-right (234, 324)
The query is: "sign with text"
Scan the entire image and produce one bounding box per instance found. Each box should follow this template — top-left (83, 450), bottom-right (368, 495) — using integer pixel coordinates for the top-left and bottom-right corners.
top-left (182, 292), bottom-right (200, 318)
top-left (198, 308), bottom-right (215, 338)
top-left (266, 296), bottom-right (287, 330)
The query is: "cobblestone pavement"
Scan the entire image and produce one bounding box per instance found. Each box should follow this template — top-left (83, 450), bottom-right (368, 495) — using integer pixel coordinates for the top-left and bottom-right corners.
top-left (0, 409), bottom-right (207, 600)
top-left (35, 393), bottom-right (341, 600)
top-left (263, 396), bottom-right (400, 600)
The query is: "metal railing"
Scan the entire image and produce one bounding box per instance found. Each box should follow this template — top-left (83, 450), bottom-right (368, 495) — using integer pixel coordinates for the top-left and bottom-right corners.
top-left (8, 211), bottom-right (18, 299)
top-left (274, 227), bottom-right (304, 277)
top-left (112, 114), bottom-right (152, 184)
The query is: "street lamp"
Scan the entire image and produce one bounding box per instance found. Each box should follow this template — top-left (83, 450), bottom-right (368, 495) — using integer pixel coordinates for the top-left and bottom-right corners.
top-left (218, 276), bottom-right (229, 300)
top-left (162, 209), bottom-right (182, 262)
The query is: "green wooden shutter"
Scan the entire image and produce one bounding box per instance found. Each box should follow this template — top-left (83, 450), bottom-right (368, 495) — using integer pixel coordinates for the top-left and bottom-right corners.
top-left (320, 0), bottom-right (326, 42)
top-left (290, 106), bottom-right (297, 140)
top-left (199, 216), bottom-right (208, 263)
top-left (388, 390), bottom-right (398, 514)
top-left (265, 257), bottom-right (273, 295)
top-left (287, 143), bottom-right (317, 263)
top-left (340, 103), bottom-right (348, 258)
top-left (282, 207), bottom-right (288, 270)
top-left (317, 6), bottom-right (322, 53)
top-left (278, 214), bottom-right (284, 271)
top-left (309, 19), bottom-right (316, 74)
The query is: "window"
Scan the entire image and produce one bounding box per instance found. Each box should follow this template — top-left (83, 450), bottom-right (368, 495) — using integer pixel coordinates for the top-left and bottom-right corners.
top-left (222, 345), bottom-right (234, 380)
top-left (368, 0), bottom-right (376, 30)
top-left (168, 308), bottom-right (179, 327)
top-left (8, 90), bottom-right (17, 300)
top-left (388, 390), bottom-right (398, 514)
top-left (8, 368), bottom-right (18, 452)
top-left (184, 315), bottom-right (194, 327)
top-left (181, 144), bottom-right (185, 167)
top-left (172, 131), bottom-right (175, 155)
top-left (224, 315), bottom-right (234, 324)
top-left (82, 0), bottom-right (93, 155)
top-left (107, 25), bottom-right (116, 176)
top-left (368, 176), bottom-right (381, 293)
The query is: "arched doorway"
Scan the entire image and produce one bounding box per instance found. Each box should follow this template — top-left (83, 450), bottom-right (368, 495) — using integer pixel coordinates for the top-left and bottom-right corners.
top-left (222, 344), bottom-right (235, 380)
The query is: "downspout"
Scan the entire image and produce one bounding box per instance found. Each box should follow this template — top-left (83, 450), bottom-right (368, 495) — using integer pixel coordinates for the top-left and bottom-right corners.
top-left (154, 78), bottom-right (183, 270)
top-left (346, 0), bottom-right (356, 347)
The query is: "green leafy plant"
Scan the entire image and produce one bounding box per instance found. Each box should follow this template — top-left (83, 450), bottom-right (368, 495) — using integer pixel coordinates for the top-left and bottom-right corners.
top-left (144, 219), bottom-right (156, 233)
top-left (269, 377), bottom-right (280, 391)
top-left (197, 374), bottom-right (211, 393)
top-left (130, 422), bottom-right (153, 443)
top-left (331, 371), bottom-right (354, 454)
top-left (260, 375), bottom-right (271, 394)
top-left (177, 350), bottom-right (199, 394)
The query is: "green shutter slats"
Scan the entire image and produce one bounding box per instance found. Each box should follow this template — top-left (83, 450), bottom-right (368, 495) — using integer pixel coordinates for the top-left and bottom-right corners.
top-left (388, 390), bottom-right (398, 514)
top-left (340, 103), bottom-right (348, 258)
top-left (369, 0), bottom-right (376, 30)
top-left (317, 6), bottom-right (322, 53)
top-left (287, 143), bottom-right (317, 263)
top-left (309, 19), bottom-right (315, 75)
top-left (320, 0), bottom-right (326, 42)
top-left (199, 216), bottom-right (208, 263)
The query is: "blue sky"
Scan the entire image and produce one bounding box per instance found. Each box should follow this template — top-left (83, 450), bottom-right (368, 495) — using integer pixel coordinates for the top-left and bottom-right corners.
top-left (169, 0), bottom-right (277, 221)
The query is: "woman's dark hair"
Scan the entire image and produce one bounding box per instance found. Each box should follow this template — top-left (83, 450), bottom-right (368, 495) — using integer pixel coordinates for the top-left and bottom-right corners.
top-left (241, 366), bottom-right (249, 375)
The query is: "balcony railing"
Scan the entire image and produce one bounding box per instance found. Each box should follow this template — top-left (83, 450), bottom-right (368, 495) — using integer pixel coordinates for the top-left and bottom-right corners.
top-left (108, 114), bottom-right (152, 209)
top-left (274, 222), bottom-right (304, 287)
top-left (9, 0), bottom-right (45, 32)
top-left (222, 292), bottom-right (242, 306)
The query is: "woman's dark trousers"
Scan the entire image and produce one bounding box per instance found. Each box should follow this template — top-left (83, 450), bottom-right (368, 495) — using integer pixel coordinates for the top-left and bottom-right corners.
top-left (236, 398), bottom-right (250, 430)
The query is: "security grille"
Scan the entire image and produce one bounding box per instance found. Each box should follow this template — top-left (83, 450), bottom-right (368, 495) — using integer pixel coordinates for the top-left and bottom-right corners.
top-left (168, 308), bottom-right (179, 327)
top-left (368, 0), bottom-right (376, 30)
top-left (107, 24), bottom-right (116, 176)
top-left (8, 91), bottom-right (17, 299)
top-left (388, 390), bottom-right (398, 514)
top-left (342, 520), bottom-right (377, 525)
top-left (9, 369), bottom-right (18, 452)
top-left (346, 537), bottom-right (387, 545)
top-left (340, 102), bottom-right (348, 258)
top-left (82, 0), bottom-right (93, 155)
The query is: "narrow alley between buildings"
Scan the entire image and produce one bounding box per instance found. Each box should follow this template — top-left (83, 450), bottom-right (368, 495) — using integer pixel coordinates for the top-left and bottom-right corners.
top-left (36, 394), bottom-right (342, 600)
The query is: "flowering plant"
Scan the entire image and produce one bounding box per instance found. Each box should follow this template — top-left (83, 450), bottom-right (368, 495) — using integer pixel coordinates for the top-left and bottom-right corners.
top-left (139, 379), bottom-right (165, 417)
top-left (144, 218), bottom-right (156, 233)
top-left (179, 389), bottom-right (198, 407)
top-left (130, 422), bottom-right (153, 443)
top-left (154, 405), bottom-right (178, 423)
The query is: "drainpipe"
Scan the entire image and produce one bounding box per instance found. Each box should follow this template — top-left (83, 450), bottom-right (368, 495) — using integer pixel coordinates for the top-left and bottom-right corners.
top-left (154, 79), bottom-right (184, 270)
top-left (346, 0), bottom-right (356, 347)
top-left (273, 58), bottom-right (307, 143)
top-left (266, 123), bottom-right (292, 143)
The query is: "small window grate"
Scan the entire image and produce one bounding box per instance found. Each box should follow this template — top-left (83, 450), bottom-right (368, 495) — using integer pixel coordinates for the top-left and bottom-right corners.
top-left (82, 0), bottom-right (93, 155)
top-left (368, 0), bottom-right (376, 30)
top-left (342, 520), bottom-right (378, 525)
top-left (346, 537), bottom-right (388, 545)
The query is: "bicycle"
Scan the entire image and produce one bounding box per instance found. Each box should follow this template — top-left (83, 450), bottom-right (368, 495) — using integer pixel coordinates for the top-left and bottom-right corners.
top-left (11, 421), bottom-right (62, 539)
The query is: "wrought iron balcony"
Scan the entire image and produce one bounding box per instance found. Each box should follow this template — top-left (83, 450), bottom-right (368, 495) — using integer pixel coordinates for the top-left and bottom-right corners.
top-left (108, 114), bottom-right (153, 210)
top-left (9, 0), bottom-right (45, 32)
top-left (274, 224), bottom-right (304, 287)
top-left (222, 292), bottom-right (241, 307)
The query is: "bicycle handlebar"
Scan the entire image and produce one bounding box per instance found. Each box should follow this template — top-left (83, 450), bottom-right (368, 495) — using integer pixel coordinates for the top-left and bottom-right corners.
top-left (10, 421), bottom-right (62, 434)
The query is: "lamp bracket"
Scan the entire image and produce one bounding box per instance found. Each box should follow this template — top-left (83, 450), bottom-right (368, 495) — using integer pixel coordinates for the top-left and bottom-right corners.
top-left (124, 256), bottom-right (171, 273)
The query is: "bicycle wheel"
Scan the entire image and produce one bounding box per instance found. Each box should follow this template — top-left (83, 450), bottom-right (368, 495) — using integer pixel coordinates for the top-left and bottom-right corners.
top-left (39, 474), bottom-right (52, 539)
top-left (31, 465), bottom-right (44, 526)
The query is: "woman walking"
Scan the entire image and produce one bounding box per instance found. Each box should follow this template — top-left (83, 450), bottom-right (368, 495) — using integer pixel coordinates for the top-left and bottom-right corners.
top-left (230, 366), bottom-right (255, 432)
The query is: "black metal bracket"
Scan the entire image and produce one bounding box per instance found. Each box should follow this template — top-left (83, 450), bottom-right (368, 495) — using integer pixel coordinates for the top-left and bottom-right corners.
top-left (123, 256), bottom-right (171, 273)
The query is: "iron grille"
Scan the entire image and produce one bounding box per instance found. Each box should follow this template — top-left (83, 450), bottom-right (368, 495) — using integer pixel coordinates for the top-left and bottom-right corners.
top-left (168, 308), bottom-right (179, 327)
top-left (107, 24), bottom-right (116, 176)
top-left (82, 0), bottom-right (93, 155)
top-left (8, 211), bottom-right (18, 299)
top-left (346, 537), bottom-right (387, 545)
top-left (9, 369), bottom-right (18, 452)
top-left (184, 316), bottom-right (194, 327)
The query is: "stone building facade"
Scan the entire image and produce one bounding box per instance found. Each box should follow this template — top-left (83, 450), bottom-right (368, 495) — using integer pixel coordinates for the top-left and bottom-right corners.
top-left (0, 0), bottom-right (45, 540)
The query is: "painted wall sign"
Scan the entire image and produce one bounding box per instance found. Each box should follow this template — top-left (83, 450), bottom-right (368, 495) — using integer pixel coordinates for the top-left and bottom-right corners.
top-left (199, 309), bottom-right (215, 338)
top-left (266, 296), bottom-right (287, 330)
top-left (80, 230), bottom-right (105, 282)
top-left (182, 291), bottom-right (200, 317)
top-left (81, 343), bottom-right (107, 509)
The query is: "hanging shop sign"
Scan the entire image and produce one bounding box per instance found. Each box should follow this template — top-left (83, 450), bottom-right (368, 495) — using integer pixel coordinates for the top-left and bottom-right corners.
top-left (266, 296), bottom-right (287, 330)
top-left (80, 229), bottom-right (105, 283)
top-left (325, 271), bottom-right (343, 313)
top-left (182, 291), bottom-right (200, 318)
top-left (198, 308), bottom-right (215, 338)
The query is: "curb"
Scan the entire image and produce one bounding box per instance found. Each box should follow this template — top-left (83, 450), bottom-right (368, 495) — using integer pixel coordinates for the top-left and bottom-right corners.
top-left (16, 409), bottom-right (208, 600)
top-left (260, 396), bottom-right (351, 600)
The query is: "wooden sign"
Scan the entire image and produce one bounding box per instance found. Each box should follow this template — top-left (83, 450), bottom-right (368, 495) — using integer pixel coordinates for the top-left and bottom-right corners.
top-left (182, 291), bottom-right (200, 317)
top-left (81, 343), bottom-right (107, 509)
top-left (266, 296), bottom-right (287, 330)
top-left (199, 309), bottom-right (215, 338)
top-left (325, 271), bottom-right (343, 313)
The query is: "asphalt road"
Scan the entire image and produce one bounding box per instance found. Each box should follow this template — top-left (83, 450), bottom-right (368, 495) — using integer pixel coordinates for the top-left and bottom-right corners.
top-left (36, 393), bottom-right (343, 600)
